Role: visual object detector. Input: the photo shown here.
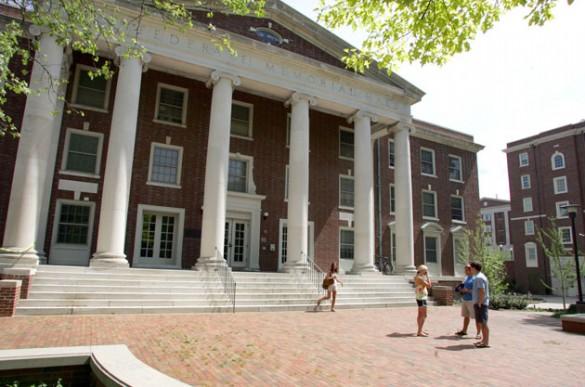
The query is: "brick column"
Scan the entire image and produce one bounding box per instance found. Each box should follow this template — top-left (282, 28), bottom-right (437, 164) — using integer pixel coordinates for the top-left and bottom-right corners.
top-left (432, 285), bottom-right (454, 306)
top-left (0, 280), bottom-right (21, 317)
top-left (1, 268), bottom-right (35, 299)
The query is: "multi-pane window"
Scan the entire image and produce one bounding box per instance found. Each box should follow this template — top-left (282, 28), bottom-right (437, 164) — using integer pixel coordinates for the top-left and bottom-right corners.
top-left (228, 159), bottom-right (248, 192)
top-left (56, 204), bottom-right (91, 244)
top-left (140, 213), bottom-right (156, 257)
top-left (285, 113), bottom-right (291, 146)
top-left (421, 148), bottom-right (435, 175)
top-left (521, 175), bottom-right (531, 189)
top-left (339, 128), bottom-right (354, 159)
top-left (73, 66), bottom-right (109, 109)
top-left (525, 242), bottom-right (538, 267)
top-left (422, 191), bottom-right (437, 218)
top-left (231, 102), bottom-right (252, 137)
top-left (388, 139), bottom-right (395, 168)
top-left (284, 165), bottom-right (289, 200)
top-left (340, 229), bottom-right (354, 259)
top-left (389, 184), bottom-right (396, 213)
top-left (424, 236), bottom-right (438, 263)
top-left (451, 196), bottom-right (464, 221)
top-left (519, 152), bottom-right (529, 167)
top-left (139, 212), bottom-right (176, 259)
top-left (64, 131), bottom-right (101, 175)
top-left (554, 176), bottom-right (568, 194)
top-left (559, 227), bottom-right (572, 244)
top-left (390, 232), bottom-right (396, 264)
top-left (448, 155), bottom-right (462, 181)
top-left (340, 176), bottom-right (354, 208)
top-left (551, 152), bottom-right (565, 170)
top-left (149, 145), bottom-right (181, 186)
top-left (556, 201), bottom-right (569, 218)
top-left (524, 220), bottom-right (535, 236)
top-left (280, 221), bottom-right (314, 265)
top-left (522, 197), bottom-right (533, 213)
top-left (156, 85), bottom-right (187, 125)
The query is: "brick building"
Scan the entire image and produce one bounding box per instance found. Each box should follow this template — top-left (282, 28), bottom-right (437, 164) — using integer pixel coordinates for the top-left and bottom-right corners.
top-left (0, 1), bottom-right (482, 278)
top-left (505, 121), bottom-right (585, 294)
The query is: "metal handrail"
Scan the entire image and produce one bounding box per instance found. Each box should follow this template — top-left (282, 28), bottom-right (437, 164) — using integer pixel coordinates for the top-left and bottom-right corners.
top-left (304, 253), bottom-right (326, 295)
top-left (215, 247), bottom-right (236, 313)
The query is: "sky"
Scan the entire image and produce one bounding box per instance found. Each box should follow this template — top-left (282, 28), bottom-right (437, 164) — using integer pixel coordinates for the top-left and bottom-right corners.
top-left (282, 0), bottom-right (585, 200)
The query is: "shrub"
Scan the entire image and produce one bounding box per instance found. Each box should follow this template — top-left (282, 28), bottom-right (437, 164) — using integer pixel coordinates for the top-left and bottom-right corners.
top-left (490, 294), bottom-right (529, 310)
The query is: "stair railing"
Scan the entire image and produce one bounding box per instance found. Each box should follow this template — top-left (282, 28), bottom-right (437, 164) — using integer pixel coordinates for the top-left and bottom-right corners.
top-left (304, 252), bottom-right (325, 295)
top-left (215, 247), bottom-right (236, 313)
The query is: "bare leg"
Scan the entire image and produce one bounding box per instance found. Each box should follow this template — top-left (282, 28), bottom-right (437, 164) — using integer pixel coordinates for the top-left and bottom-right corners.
top-left (331, 291), bottom-right (337, 311)
top-left (475, 321), bottom-right (481, 338)
top-left (417, 307), bottom-right (428, 336)
top-left (315, 291), bottom-right (331, 309)
top-left (461, 317), bottom-right (470, 333)
top-left (482, 323), bottom-right (489, 346)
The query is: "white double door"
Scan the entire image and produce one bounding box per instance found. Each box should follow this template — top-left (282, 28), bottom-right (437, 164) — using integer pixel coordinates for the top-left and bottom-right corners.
top-left (224, 218), bottom-right (249, 268)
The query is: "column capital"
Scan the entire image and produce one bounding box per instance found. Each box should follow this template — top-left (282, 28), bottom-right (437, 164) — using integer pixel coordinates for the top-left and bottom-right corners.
top-left (397, 121), bottom-right (416, 135)
top-left (207, 70), bottom-right (241, 88)
top-left (285, 92), bottom-right (317, 107)
top-left (114, 46), bottom-right (151, 71)
top-left (28, 25), bottom-right (50, 37)
top-left (348, 110), bottom-right (378, 124)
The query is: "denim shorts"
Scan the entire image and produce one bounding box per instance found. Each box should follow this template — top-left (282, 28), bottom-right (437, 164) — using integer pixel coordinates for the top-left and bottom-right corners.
top-left (474, 304), bottom-right (489, 323)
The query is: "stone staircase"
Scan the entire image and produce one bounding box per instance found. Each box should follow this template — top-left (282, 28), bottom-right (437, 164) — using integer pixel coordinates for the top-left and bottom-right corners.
top-left (16, 265), bottom-right (415, 315)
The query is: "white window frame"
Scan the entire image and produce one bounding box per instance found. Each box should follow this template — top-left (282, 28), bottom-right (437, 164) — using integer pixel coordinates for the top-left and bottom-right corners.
top-left (521, 174), bottom-right (531, 190)
top-left (420, 147), bottom-right (436, 177)
top-left (556, 201), bottom-right (570, 219)
top-left (147, 142), bottom-right (183, 188)
top-left (389, 183), bottom-right (395, 214)
top-left (524, 220), bottom-right (535, 236)
top-left (278, 219), bottom-right (315, 270)
top-left (422, 190), bottom-right (438, 220)
top-left (153, 82), bottom-right (189, 127)
top-left (339, 174), bottom-right (355, 210)
top-left (519, 152), bottom-right (529, 167)
top-left (559, 226), bottom-right (573, 245)
top-left (388, 139), bottom-right (395, 169)
top-left (228, 153), bottom-right (255, 194)
top-left (339, 227), bottom-right (355, 260)
top-left (284, 164), bottom-right (289, 201)
top-left (553, 176), bottom-right (568, 194)
top-left (230, 100), bottom-right (254, 140)
top-left (70, 64), bottom-right (112, 112)
top-left (60, 128), bottom-right (104, 179)
top-left (52, 199), bottom-right (96, 248)
top-left (551, 151), bottom-right (565, 170)
top-left (522, 197), bottom-right (533, 213)
top-left (339, 126), bottom-right (354, 161)
top-left (285, 113), bottom-right (291, 147)
top-left (448, 154), bottom-right (463, 183)
top-left (133, 204), bottom-right (185, 269)
top-left (450, 195), bottom-right (465, 223)
top-left (524, 242), bottom-right (538, 268)
top-left (424, 234), bottom-right (440, 266)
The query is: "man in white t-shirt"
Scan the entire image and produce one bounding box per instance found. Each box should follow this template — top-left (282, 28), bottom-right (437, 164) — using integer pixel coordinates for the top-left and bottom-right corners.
top-left (470, 261), bottom-right (490, 348)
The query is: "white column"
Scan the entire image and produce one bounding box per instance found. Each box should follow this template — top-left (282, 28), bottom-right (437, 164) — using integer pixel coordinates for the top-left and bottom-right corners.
top-left (394, 124), bottom-right (416, 273)
top-left (350, 111), bottom-right (378, 274)
top-left (90, 47), bottom-right (150, 267)
top-left (196, 71), bottom-right (241, 270)
top-left (283, 93), bottom-right (315, 272)
top-left (0, 28), bottom-right (64, 269)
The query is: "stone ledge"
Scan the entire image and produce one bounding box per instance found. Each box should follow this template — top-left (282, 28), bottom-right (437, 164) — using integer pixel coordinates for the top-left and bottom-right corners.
top-left (1, 268), bottom-right (36, 276)
top-left (561, 314), bottom-right (585, 334)
top-left (0, 280), bottom-right (22, 288)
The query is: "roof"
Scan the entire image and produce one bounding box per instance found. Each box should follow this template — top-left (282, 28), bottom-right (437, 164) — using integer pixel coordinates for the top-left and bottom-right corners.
top-left (506, 120), bottom-right (585, 148)
top-left (480, 197), bottom-right (511, 208)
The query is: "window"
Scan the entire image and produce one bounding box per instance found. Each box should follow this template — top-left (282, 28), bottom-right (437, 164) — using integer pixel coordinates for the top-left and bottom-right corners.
top-left (388, 139), bottom-right (395, 168)
top-left (451, 196), bottom-right (464, 222)
top-left (231, 101), bottom-right (253, 138)
top-left (524, 220), bottom-right (535, 236)
top-left (72, 65), bottom-right (110, 110)
top-left (556, 201), bottom-right (569, 219)
top-left (278, 220), bottom-right (314, 267)
top-left (285, 113), bottom-right (291, 147)
top-left (521, 175), bottom-right (531, 189)
top-left (422, 191), bottom-right (437, 219)
top-left (390, 231), bottom-right (396, 264)
top-left (228, 158), bottom-right (248, 193)
top-left (522, 197), bottom-right (533, 213)
top-left (56, 204), bottom-right (91, 245)
top-left (154, 84), bottom-right (188, 125)
top-left (448, 155), bottom-right (463, 182)
top-left (519, 152), bottom-right (529, 167)
top-left (284, 165), bottom-right (289, 201)
top-left (339, 128), bottom-right (354, 160)
top-left (482, 213), bottom-right (492, 222)
top-left (553, 176), bottom-right (568, 194)
top-left (551, 152), bottom-right (565, 170)
top-left (525, 242), bottom-right (538, 268)
top-left (389, 184), bottom-right (396, 213)
top-left (420, 148), bottom-right (436, 176)
top-left (340, 229), bottom-right (354, 259)
top-left (424, 236), bottom-right (438, 263)
top-left (148, 143), bottom-right (182, 187)
top-left (559, 227), bottom-right (572, 245)
top-left (339, 175), bottom-right (354, 208)
top-left (62, 129), bottom-right (103, 176)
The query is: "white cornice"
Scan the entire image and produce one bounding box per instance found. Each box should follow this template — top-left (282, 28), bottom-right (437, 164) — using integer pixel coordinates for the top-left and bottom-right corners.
top-left (412, 126), bottom-right (484, 153)
top-left (505, 127), bottom-right (585, 153)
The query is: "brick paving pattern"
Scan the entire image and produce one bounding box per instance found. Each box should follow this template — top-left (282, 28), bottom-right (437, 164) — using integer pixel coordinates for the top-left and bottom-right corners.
top-left (0, 307), bottom-right (582, 386)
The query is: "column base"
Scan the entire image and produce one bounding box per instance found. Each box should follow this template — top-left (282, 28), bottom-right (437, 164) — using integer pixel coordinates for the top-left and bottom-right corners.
top-left (348, 263), bottom-right (378, 275)
top-left (90, 253), bottom-right (129, 268)
top-left (0, 248), bottom-right (41, 269)
top-left (193, 256), bottom-right (228, 271)
top-left (395, 264), bottom-right (417, 274)
top-left (282, 262), bottom-right (309, 274)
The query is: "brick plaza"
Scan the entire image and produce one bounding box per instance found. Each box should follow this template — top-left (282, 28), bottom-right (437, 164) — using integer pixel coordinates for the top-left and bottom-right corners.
top-left (0, 307), bottom-right (581, 386)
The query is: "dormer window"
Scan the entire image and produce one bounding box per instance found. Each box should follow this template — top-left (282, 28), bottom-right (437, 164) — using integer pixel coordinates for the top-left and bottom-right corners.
top-left (250, 27), bottom-right (285, 45)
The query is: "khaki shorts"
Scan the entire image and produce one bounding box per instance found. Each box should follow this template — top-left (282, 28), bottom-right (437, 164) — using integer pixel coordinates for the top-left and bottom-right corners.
top-left (461, 301), bottom-right (475, 318)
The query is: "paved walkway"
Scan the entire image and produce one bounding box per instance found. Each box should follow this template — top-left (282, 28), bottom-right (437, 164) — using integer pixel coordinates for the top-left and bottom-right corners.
top-left (0, 306), bottom-right (582, 386)
top-left (527, 295), bottom-right (578, 310)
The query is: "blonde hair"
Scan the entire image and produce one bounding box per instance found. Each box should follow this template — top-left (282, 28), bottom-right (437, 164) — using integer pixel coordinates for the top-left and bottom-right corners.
top-left (416, 265), bottom-right (428, 274)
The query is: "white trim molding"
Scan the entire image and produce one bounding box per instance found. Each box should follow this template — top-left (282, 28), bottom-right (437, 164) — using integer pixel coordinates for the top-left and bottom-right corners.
top-left (230, 100), bottom-right (254, 140)
top-left (153, 82), bottom-right (189, 127)
top-left (70, 64), bottom-right (112, 113)
top-left (60, 127), bottom-right (104, 179)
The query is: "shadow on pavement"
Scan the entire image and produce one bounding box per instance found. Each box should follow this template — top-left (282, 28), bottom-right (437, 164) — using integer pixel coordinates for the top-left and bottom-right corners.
top-left (520, 313), bottom-right (562, 329)
top-left (434, 335), bottom-right (472, 341)
top-left (435, 344), bottom-right (477, 351)
top-left (386, 332), bottom-right (416, 338)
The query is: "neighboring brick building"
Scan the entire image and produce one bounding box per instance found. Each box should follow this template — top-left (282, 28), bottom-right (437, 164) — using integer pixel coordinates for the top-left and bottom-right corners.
top-left (506, 121), bottom-right (585, 294)
top-left (0, 1), bottom-right (482, 277)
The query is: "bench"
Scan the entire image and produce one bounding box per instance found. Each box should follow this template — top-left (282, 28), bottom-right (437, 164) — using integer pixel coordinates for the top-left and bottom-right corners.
top-left (561, 314), bottom-right (585, 334)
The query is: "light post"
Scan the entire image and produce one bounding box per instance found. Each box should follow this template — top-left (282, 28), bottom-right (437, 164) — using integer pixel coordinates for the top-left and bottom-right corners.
top-left (562, 204), bottom-right (584, 305)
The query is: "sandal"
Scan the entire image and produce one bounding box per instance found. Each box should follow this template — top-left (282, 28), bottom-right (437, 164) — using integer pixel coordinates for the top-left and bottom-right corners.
top-left (455, 330), bottom-right (467, 336)
top-left (475, 334), bottom-right (482, 340)
top-left (474, 342), bottom-right (490, 348)
top-left (417, 332), bottom-right (429, 337)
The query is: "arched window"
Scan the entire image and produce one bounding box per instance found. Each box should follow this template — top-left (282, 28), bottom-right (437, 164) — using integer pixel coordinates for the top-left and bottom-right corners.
top-left (551, 151), bottom-right (565, 170)
top-left (524, 242), bottom-right (538, 268)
